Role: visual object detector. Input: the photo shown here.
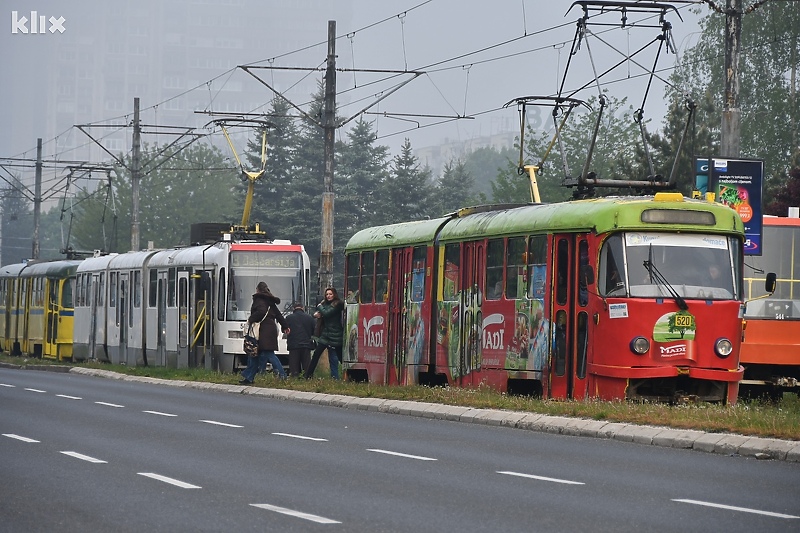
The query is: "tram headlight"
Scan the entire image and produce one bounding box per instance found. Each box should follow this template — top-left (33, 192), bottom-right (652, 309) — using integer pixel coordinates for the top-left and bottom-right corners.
top-left (630, 336), bottom-right (650, 355)
top-left (715, 338), bottom-right (733, 358)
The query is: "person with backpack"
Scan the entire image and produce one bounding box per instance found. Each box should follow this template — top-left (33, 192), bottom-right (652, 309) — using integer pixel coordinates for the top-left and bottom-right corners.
top-left (284, 301), bottom-right (316, 378)
top-left (239, 281), bottom-right (287, 384)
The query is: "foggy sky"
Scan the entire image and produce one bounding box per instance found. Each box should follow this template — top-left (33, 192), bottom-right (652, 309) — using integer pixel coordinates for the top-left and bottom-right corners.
top-left (1, 0), bottom-right (707, 178)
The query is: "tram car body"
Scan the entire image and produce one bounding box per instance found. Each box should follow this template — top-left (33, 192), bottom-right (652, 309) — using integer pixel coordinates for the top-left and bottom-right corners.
top-left (0, 260), bottom-right (81, 360)
top-left (740, 215), bottom-right (800, 399)
top-left (344, 193), bottom-right (747, 403)
top-left (3, 239), bottom-right (310, 373)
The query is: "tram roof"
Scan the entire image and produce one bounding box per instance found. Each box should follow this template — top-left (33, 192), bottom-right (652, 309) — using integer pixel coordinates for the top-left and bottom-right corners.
top-left (346, 196), bottom-right (743, 252)
top-left (17, 259), bottom-right (83, 278)
top-left (346, 217), bottom-right (449, 251)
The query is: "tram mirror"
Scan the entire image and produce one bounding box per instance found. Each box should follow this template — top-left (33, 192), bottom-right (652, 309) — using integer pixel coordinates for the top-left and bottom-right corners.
top-left (581, 265), bottom-right (595, 285)
top-left (765, 272), bottom-right (777, 294)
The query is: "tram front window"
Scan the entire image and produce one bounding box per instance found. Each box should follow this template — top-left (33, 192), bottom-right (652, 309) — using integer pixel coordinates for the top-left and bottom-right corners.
top-left (226, 269), bottom-right (304, 320)
top-left (599, 233), bottom-right (739, 300)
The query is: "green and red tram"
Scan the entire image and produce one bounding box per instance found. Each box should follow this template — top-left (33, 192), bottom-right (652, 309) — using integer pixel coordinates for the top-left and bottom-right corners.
top-left (343, 193), bottom-right (747, 403)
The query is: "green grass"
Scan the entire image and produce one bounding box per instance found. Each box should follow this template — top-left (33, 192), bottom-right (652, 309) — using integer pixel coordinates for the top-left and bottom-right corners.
top-left (3, 353), bottom-right (798, 441)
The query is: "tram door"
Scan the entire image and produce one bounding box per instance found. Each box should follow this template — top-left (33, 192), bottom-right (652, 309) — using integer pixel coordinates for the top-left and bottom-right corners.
top-left (386, 248), bottom-right (412, 385)
top-left (177, 272), bottom-right (190, 368)
top-left (155, 274), bottom-right (167, 367)
top-left (549, 235), bottom-right (590, 399)
top-left (458, 240), bottom-right (485, 386)
top-left (44, 279), bottom-right (59, 358)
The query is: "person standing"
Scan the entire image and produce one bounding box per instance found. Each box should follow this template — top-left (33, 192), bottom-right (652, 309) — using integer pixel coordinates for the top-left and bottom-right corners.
top-left (303, 287), bottom-right (344, 379)
top-left (284, 301), bottom-right (315, 378)
top-left (239, 281), bottom-right (287, 384)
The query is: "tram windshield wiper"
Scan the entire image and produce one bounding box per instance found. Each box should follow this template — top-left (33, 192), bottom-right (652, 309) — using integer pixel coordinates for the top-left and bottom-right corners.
top-left (643, 245), bottom-right (688, 310)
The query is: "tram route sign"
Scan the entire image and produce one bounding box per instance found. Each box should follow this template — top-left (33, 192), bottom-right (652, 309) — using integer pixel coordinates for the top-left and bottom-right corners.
top-left (695, 157), bottom-right (764, 256)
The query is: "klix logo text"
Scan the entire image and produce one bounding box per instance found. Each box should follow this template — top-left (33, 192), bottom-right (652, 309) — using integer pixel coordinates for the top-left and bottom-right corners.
top-left (11, 11), bottom-right (66, 34)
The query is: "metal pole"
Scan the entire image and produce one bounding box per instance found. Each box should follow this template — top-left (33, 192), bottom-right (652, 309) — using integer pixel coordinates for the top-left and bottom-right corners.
top-left (721, 0), bottom-right (742, 158)
top-left (32, 138), bottom-right (42, 259)
top-left (319, 20), bottom-right (336, 292)
top-left (131, 97), bottom-right (141, 251)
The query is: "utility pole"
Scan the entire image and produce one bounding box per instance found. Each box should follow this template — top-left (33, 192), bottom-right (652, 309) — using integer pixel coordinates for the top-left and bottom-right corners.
top-left (32, 138), bottom-right (42, 260)
top-left (721, 0), bottom-right (743, 158)
top-left (319, 20), bottom-right (336, 292)
top-left (131, 97), bottom-right (141, 252)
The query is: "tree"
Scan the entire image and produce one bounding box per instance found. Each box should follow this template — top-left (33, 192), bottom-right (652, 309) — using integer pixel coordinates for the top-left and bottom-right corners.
top-left (374, 139), bottom-right (434, 224)
top-left (665, 3), bottom-right (800, 203)
top-left (0, 182), bottom-right (33, 265)
top-left (462, 145), bottom-right (516, 199)
top-left (433, 158), bottom-right (481, 216)
top-left (70, 142), bottom-right (239, 251)
top-left (765, 166), bottom-right (800, 216)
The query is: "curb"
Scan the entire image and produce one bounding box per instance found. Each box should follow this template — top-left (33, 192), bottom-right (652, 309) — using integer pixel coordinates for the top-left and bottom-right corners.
top-left (53, 366), bottom-right (800, 463)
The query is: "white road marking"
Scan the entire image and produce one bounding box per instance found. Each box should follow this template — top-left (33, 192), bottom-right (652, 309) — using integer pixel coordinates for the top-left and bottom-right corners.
top-left (497, 471), bottom-right (585, 485)
top-left (3, 434), bottom-right (39, 443)
top-left (200, 420), bottom-right (243, 428)
top-left (60, 451), bottom-right (107, 464)
top-left (272, 432), bottom-right (328, 441)
top-left (56, 394), bottom-right (82, 400)
top-left (24, 388), bottom-right (46, 393)
top-left (366, 448), bottom-right (437, 461)
top-left (138, 473), bottom-right (201, 489)
top-left (672, 499), bottom-right (800, 519)
top-left (250, 503), bottom-right (341, 524)
top-left (0, 383), bottom-right (15, 387)
top-left (142, 410), bottom-right (177, 417)
top-left (95, 401), bottom-right (124, 408)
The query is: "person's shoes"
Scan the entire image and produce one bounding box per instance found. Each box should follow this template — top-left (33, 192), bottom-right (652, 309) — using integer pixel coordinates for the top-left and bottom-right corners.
top-left (238, 379), bottom-right (253, 385)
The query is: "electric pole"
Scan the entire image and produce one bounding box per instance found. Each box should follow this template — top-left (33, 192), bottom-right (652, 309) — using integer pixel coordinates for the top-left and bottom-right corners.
top-left (319, 20), bottom-right (336, 292)
top-left (131, 97), bottom-right (141, 252)
top-left (721, 0), bottom-right (743, 158)
top-left (32, 138), bottom-right (42, 260)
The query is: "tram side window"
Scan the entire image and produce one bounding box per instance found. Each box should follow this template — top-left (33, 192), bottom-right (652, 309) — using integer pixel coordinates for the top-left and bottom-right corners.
top-left (506, 237), bottom-right (526, 300)
top-left (63, 278), bottom-right (74, 308)
top-left (361, 251), bottom-right (375, 303)
top-left (486, 239), bottom-right (504, 300)
top-left (411, 246), bottom-right (426, 302)
top-left (99, 273), bottom-right (105, 307)
top-left (149, 270), bottom-right (157, 307)
top-left (109, 272), bottom-right (117, 307)
top-left (375, 250), bottom-right (389, 303)
top-left (556, 239), bottom-right (569, 305)
top-left (599, 234), bottom-right (625, 296)
top-left (133, 270), bottom-right (141, 308)
top-left (168, 268), bottom-right (176, 307)
top-left (217, 268), bottom-right (226, 321)
top-left (527, 235), bottom-right (547, 299)
top-left (443, 244), bottom-right (460, 301)
top-left (578, 239), bottom-right (589, 306)
top-left (345, 253), bottom-right (360, 303)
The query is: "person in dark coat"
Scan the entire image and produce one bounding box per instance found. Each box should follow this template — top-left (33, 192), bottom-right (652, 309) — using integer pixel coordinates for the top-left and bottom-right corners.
top-left (303, 287), bottom-right (344, 379)
top-left (239, 281), bottom-right (287, 383)
top-left (283, 301), bottom-right (316, 378)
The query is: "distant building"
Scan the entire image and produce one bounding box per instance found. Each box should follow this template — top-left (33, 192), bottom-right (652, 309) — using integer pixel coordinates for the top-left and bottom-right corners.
top-left (414, 131), bottom-right (517, 178)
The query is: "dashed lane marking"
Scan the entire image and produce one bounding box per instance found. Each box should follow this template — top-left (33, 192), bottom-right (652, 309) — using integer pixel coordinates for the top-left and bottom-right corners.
top-left (61, 451), bottom-right (107, 464)
top-left (250, 503), bottom-right (341, 524)
top-left (138, 473), bottom-right (201, 489)
top-left (272, 432), bottom-right (328, 441)
top-left (366, 448), bottom-right (437, 461)
top-left (672, 499), bottom-right (800, 519)
top-left (498, 471), bottom-right (585, 485)
top-left (3, 434), bottom-right (39, 443)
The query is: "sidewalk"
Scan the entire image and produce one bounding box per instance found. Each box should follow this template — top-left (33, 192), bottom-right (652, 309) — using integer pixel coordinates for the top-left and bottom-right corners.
top-left (63, 366), bottom-right (800, 463)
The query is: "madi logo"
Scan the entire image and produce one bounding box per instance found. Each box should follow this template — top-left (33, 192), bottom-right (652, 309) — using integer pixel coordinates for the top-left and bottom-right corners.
top-left (11, 11), bottom-right (66, 34)
top-left (362, 316), bottom-right (384, 348)
top-left (659, 344), bottom-right (687, 357)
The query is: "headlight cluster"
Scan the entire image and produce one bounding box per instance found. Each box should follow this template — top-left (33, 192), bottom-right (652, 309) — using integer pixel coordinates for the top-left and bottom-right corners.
top-left (715, 338), bottom-right (733, 358)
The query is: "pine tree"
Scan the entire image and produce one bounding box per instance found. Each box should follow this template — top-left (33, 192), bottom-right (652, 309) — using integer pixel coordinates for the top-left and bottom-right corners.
top-left (434, 158), bottom-right (479, 215)
top-left (375, 139), bottom-right (434, 224)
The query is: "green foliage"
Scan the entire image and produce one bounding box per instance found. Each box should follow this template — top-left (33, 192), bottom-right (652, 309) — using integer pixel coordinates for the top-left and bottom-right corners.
top-left (71, 142), bottom-right (239, 251)
top-left (432, 159), bottom-right (481, 216)
top-left (373, 139), bottom-right (434, 224)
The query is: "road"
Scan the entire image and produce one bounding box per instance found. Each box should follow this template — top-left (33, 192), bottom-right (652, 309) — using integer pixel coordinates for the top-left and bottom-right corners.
top-left (1, 368), bottom-right (799, 532)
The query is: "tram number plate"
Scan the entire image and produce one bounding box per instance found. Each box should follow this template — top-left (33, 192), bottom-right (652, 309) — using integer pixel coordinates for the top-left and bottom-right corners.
top-left (674, 315), bottom-right (694, 328)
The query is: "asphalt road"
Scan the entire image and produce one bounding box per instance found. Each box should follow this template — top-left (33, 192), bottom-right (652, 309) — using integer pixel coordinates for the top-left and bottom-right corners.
top-left (1, 367), bottom-right (799, 532)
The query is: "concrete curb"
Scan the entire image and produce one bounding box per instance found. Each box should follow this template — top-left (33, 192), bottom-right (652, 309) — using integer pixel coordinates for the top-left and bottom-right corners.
top-left (5, 363), bottom-right (798, 462)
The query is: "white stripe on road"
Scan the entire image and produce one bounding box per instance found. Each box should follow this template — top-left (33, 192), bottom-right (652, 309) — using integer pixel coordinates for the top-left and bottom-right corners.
top-left (24, 388), bottom-right (46, 393)
top-left (672, 499), bottom-right (800, 519)
top-left (142, 410), bottom-right (177, 417)
top-left (56, 394), bottom-right (82, 400)
top-left (200, 420), bottom-right (243, 428)
top-left (498, 471), bottom-right (585, 485)
top-left (250, 503), bottom-right (341, 524)
top-left (95, 401), bottom-right (124, 408)
top-left (272, 432), bottom-right (328, 441)
top-left (61, 451), bottom-right (107, 464)
top-left (0, 383), bottom-right (15, 387)
top-left (138, 473), bottom-right (201, 489)
top-left (367, 448), bottom-right (437, 461)
top-left (3, 434), bottom-right (39, 443)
